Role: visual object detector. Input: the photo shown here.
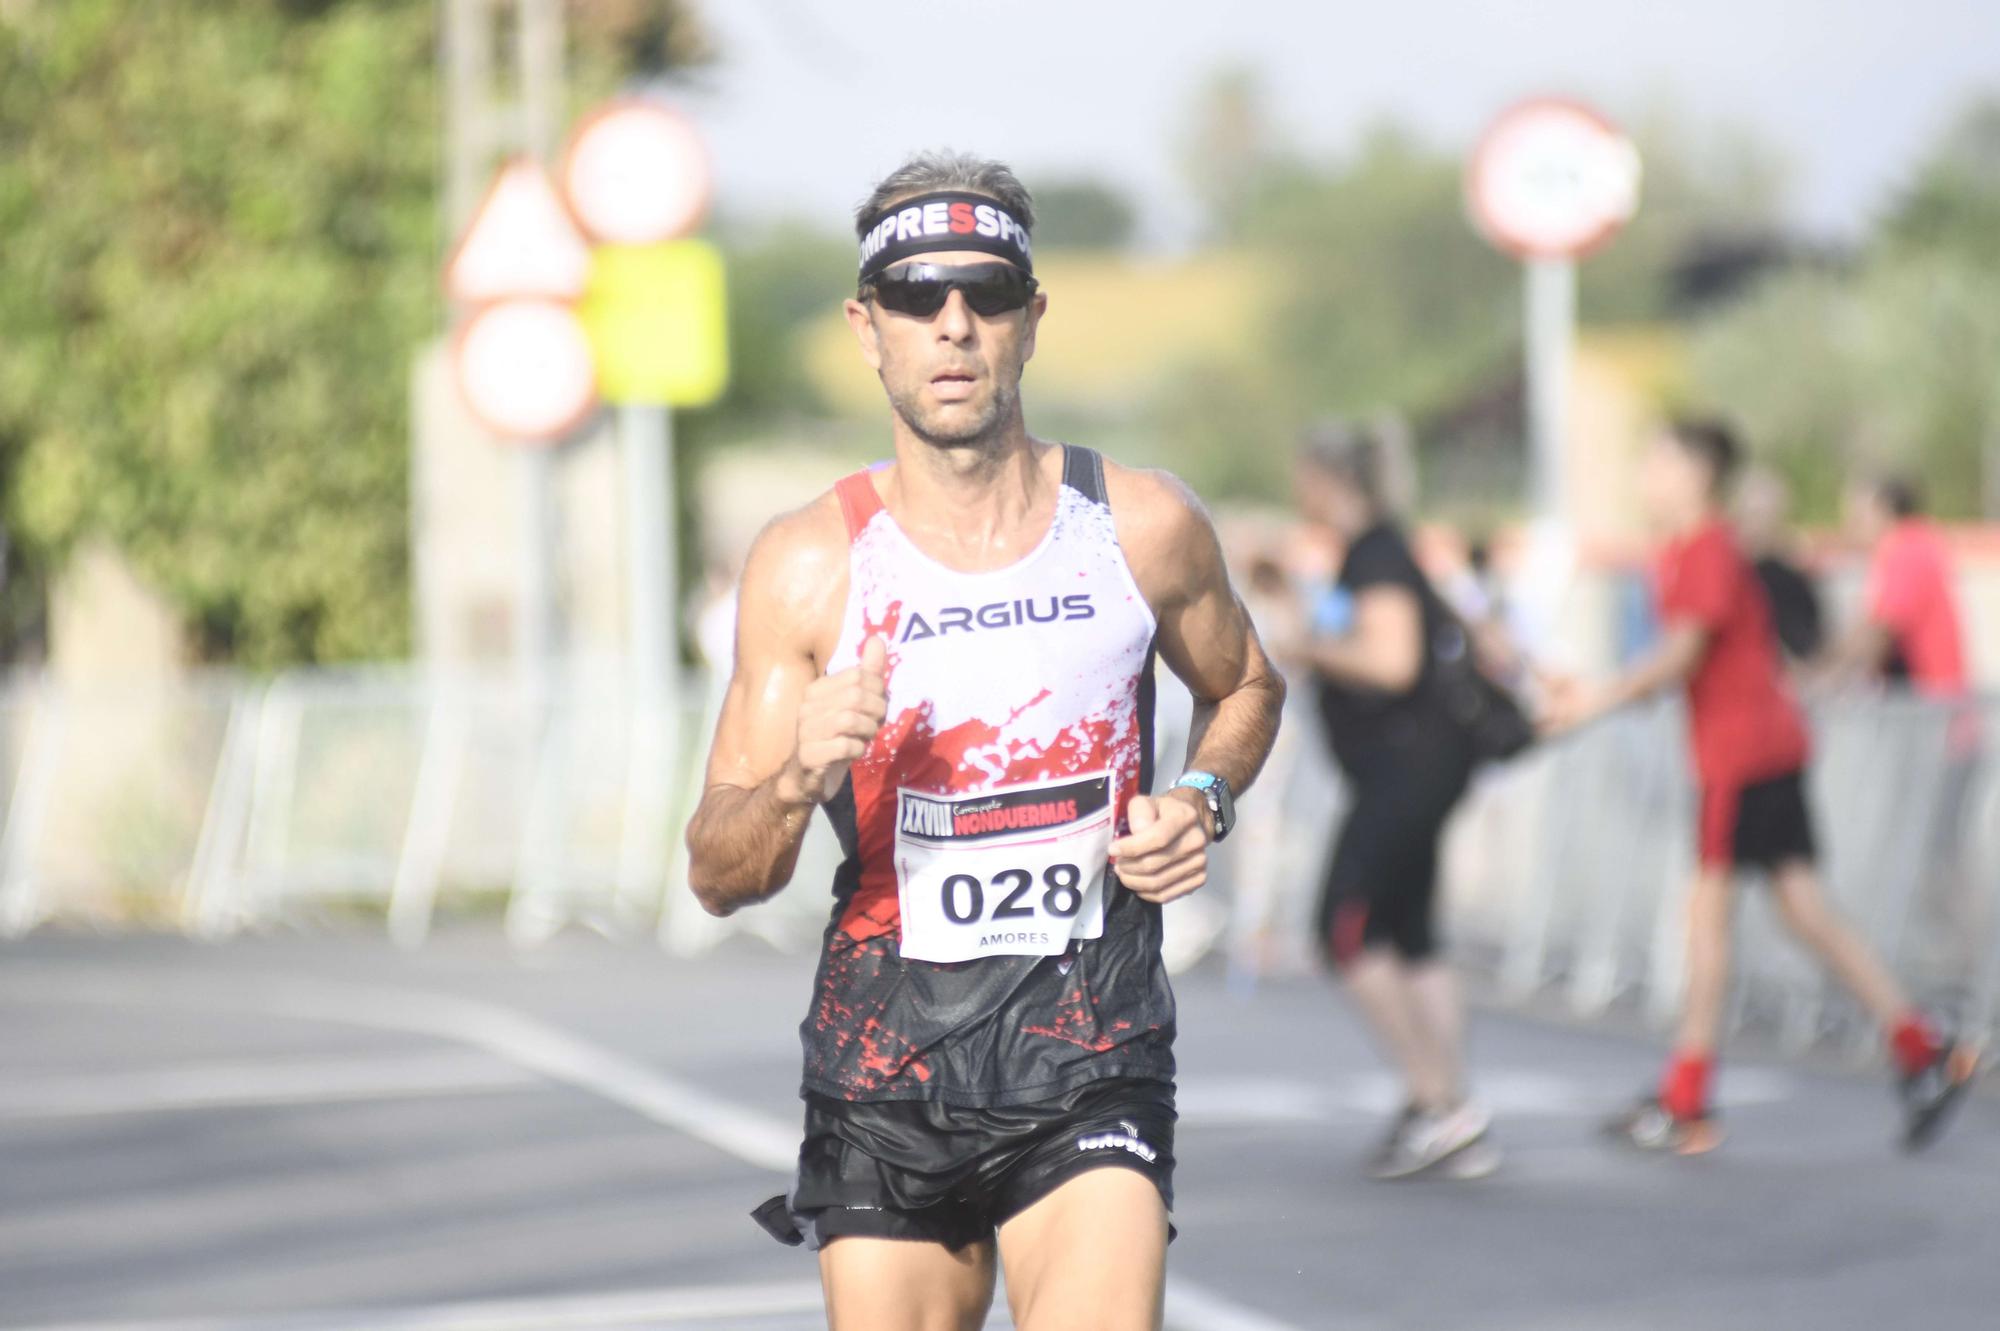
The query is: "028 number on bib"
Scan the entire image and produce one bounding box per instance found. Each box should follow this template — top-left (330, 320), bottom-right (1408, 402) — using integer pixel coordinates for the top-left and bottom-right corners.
top-left (894, 772), bottom-right (1113, 963)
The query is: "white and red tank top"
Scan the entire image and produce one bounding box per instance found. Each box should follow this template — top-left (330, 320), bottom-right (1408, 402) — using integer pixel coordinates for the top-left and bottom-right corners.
top-left (803, 445), bottom-right (1177, 1105)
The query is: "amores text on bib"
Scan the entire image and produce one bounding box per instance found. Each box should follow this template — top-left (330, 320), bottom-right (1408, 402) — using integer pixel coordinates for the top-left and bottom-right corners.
top-left (893, 773), bottom-right (1113, 963)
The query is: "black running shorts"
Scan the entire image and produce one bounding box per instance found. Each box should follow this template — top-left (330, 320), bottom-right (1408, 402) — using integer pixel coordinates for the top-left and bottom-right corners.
top-left (753, 1076), bottom-right (1176, 1251)
top-left (1699, 769), bottom-right (1817, 871)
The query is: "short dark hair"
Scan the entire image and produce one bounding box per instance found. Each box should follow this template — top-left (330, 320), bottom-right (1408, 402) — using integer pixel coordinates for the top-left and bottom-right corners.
top-left (1664, 417), bottom-right (1743, 495)
top-left (1870, 472), bottom-right (1925, 518)
top-left (853, 150), bottom-right (1036, 239)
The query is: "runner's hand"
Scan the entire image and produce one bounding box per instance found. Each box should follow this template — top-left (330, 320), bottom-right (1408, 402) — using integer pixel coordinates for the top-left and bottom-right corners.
top-left (782, 636), bottom-right (888, 805)
top-left (1110, 791), bottom-right (1211, 903)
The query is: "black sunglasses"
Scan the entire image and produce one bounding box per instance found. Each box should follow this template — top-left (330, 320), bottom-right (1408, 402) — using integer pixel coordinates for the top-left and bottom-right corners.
top-left (862, 262), bottom-right (1039, 318)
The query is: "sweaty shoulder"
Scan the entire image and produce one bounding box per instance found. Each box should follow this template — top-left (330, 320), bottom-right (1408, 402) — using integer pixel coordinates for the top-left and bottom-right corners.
top-left (738, 488), bottom-right (852, 668)
top-left (1097, 457), bottom-right (1221, 614)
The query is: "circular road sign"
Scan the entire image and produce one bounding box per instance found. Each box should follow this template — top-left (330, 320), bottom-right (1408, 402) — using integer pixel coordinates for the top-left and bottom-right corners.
top-left (453, 298), bottom-right (598, 442)
top-left (561, 100), bottom-right (712, 246)
top-left (1467, 98), bottom-right (1641, 260)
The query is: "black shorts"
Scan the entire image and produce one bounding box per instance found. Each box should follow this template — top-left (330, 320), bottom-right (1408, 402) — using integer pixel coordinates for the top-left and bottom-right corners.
top-left (1316, 758), bottom-right (1471, 965)
top-left (752, 1076), bottom-right (1175, 1252)
top-left (1699, 769), bottom-right (1817, 871)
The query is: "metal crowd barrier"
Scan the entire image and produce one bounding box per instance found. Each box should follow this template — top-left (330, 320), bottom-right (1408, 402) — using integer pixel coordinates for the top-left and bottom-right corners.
top-left (0, 666), bottom-right (1993, 1051)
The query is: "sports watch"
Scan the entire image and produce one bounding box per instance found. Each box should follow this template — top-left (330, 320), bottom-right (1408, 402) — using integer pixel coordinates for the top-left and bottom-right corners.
top-left (1172, 771), bottom-right (1235, 843)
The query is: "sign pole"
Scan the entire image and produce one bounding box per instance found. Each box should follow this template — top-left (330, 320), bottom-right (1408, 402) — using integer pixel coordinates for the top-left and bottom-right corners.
top-left (614, 401), bottom-right (676, 923)
top-left (516, 0), bottom-right (563, 702)
top-left (621, 402), bottom-right (676, 687)
top-left (1523, 256), bottom-right (1576, 525)
top-left (561, 100), bottom-right (723, 930)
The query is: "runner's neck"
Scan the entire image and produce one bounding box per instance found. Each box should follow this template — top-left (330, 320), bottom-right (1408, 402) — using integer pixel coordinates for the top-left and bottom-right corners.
top-left (875, 435), bottom-right (1063, 571)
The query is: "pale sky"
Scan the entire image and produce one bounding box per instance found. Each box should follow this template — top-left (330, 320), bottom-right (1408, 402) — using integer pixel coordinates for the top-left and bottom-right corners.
top-left (677, 0), bottom-right (2000, 246)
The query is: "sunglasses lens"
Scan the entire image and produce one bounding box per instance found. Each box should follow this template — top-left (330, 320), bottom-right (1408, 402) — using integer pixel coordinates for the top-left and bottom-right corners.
top-left (869, 264), bottom-right (1033, 318)
top-left (962, 272), bottom-right (1032, 316)
top-left (872, 276), bottom-right (951, 317)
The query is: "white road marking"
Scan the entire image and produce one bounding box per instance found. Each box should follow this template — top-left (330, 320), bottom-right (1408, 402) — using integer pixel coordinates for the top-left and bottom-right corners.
top-left (1174, 1068), bottom-right (1797, 1126)
top-left (5, 967), bottom-right (1305, 1331)
top-left (6, 1280), bottom-right (829, 1330)
top-left (1, 968), bottom-right (799, 1171)
top-left (0, 1051), bottom-right (537, 1119)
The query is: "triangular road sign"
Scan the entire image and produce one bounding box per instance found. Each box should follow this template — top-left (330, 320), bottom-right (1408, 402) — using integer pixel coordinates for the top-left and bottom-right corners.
top-left (445, 156), bottom-right (593, 304)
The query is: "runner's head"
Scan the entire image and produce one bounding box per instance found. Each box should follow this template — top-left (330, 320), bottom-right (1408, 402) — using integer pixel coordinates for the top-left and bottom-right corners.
top-left (1644, 417), bottom-right (1741, 529)
top-left (1845, 471), bottom-right (1923, 545)
top-left (844, 151), bottom-right (1045, 454)
top-left (1295, 418), bottom-right (1410, 537)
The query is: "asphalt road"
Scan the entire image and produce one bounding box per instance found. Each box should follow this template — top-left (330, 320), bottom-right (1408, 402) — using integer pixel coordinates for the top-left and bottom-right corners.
top-left (1, 929), bottom-right (1995, 1330)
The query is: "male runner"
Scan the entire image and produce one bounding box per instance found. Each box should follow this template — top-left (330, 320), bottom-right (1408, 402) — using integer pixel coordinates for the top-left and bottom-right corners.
top-left (1544, 419), bottom-right (1979, 1154)
top-left (685, 151), bottom-right (1284, 1331)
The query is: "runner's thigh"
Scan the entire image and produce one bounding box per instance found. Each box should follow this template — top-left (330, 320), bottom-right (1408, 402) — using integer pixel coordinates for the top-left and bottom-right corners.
top-left (997, 1167), bottom-right (1167, 1331)
top-left (819, 1235), bottom-right (996, 1331)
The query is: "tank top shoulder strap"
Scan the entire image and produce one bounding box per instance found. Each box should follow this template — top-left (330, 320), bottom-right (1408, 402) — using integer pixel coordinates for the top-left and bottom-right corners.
top-left (834, 468), bottom-right (885, 541)
top-left (1061, 443), bottom-right (1108, 505)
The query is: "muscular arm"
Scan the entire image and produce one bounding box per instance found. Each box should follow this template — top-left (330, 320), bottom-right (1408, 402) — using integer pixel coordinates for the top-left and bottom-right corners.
top-left (684, 499), bottom-right (869, 917)
top-left (1109, 465), bottom-right (1287, 818)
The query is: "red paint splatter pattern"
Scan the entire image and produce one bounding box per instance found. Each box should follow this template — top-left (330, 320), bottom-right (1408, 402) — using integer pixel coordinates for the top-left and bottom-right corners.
top-left (801, 471), bottom-right (1178, 1102)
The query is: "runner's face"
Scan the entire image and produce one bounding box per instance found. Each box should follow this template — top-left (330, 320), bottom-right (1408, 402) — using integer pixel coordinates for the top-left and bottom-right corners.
top-left (844, 250), bottom-right (1046, 450)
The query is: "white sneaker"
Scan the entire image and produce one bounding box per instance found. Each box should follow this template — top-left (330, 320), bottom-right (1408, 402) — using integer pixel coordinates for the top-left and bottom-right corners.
top-left (1368, 1101), bottom-right (1496, 1181)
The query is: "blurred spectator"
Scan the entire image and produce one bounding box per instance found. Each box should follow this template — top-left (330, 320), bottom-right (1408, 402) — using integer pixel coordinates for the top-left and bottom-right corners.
top-left (1272, 420), bottom-right (1495, 1181)
top-left (1735, 467), bottom-right (1824, 664)
top-left (1833, 474), bottom-right (1967, 693)
top-left (1836, 473), bottom-right (1985, 1008)
top-left (1542, 420), bottom-right (1971, 1153)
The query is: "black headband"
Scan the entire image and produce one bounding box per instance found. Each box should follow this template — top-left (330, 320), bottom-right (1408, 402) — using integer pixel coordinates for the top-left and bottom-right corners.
top-left (857, 190), bottom-right (1033, 282)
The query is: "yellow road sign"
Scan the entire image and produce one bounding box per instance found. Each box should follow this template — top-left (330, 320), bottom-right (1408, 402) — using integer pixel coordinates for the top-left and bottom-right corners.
top-left (579, 239), bottom-right (729, 407)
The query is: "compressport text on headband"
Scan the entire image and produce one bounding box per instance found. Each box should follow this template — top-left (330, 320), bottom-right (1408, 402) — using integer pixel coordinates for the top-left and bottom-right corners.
top-left (857, 190), bottom-right (1033, 283)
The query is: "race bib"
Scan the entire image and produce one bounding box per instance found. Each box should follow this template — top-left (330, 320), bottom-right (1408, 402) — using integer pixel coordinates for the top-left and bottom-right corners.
top-left (894, 772), bottom-right (1113, 963)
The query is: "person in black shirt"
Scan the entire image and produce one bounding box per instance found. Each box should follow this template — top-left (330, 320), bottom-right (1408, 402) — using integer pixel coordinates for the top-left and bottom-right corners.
top-left (1735, 467), bottom-right (1824, 663)
top-left (1276, 420), bottom-right (1495, 1181)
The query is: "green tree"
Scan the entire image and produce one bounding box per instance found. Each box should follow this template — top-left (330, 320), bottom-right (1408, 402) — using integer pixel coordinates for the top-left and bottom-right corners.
top-left (1685, 96), bottom-right (2000, 522)
top-left (1688, 253), bottom-right (2000, 521)
top-left (1176, 65), bottom-right (1285, 244)
top-left (1579, 104), bottom-right (1790, 323)
top-left (1153, 120), bottom-right (1516, 502)
top-left (0, 1), bottom-right (441, 665)
top-left (1031, 180), bottom-right (1138, 251)
top-left (1881, 95), bottom-right (2000, 269)
top-left (0, 0), bottom-right (706, 668)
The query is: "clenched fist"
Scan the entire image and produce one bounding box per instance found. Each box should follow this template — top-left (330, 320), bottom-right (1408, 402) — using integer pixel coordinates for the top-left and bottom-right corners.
top-left (1109, 789), bottom-right (1213, 904)
top-left (779, 635), bottom-right (889, 805)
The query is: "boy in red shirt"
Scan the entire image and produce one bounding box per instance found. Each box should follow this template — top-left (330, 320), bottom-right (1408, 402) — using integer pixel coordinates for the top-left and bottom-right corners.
top-left (1547, 420), bottom-right (1979, 1154)
top-left (1835, 474), bottom-right (1969, 695)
